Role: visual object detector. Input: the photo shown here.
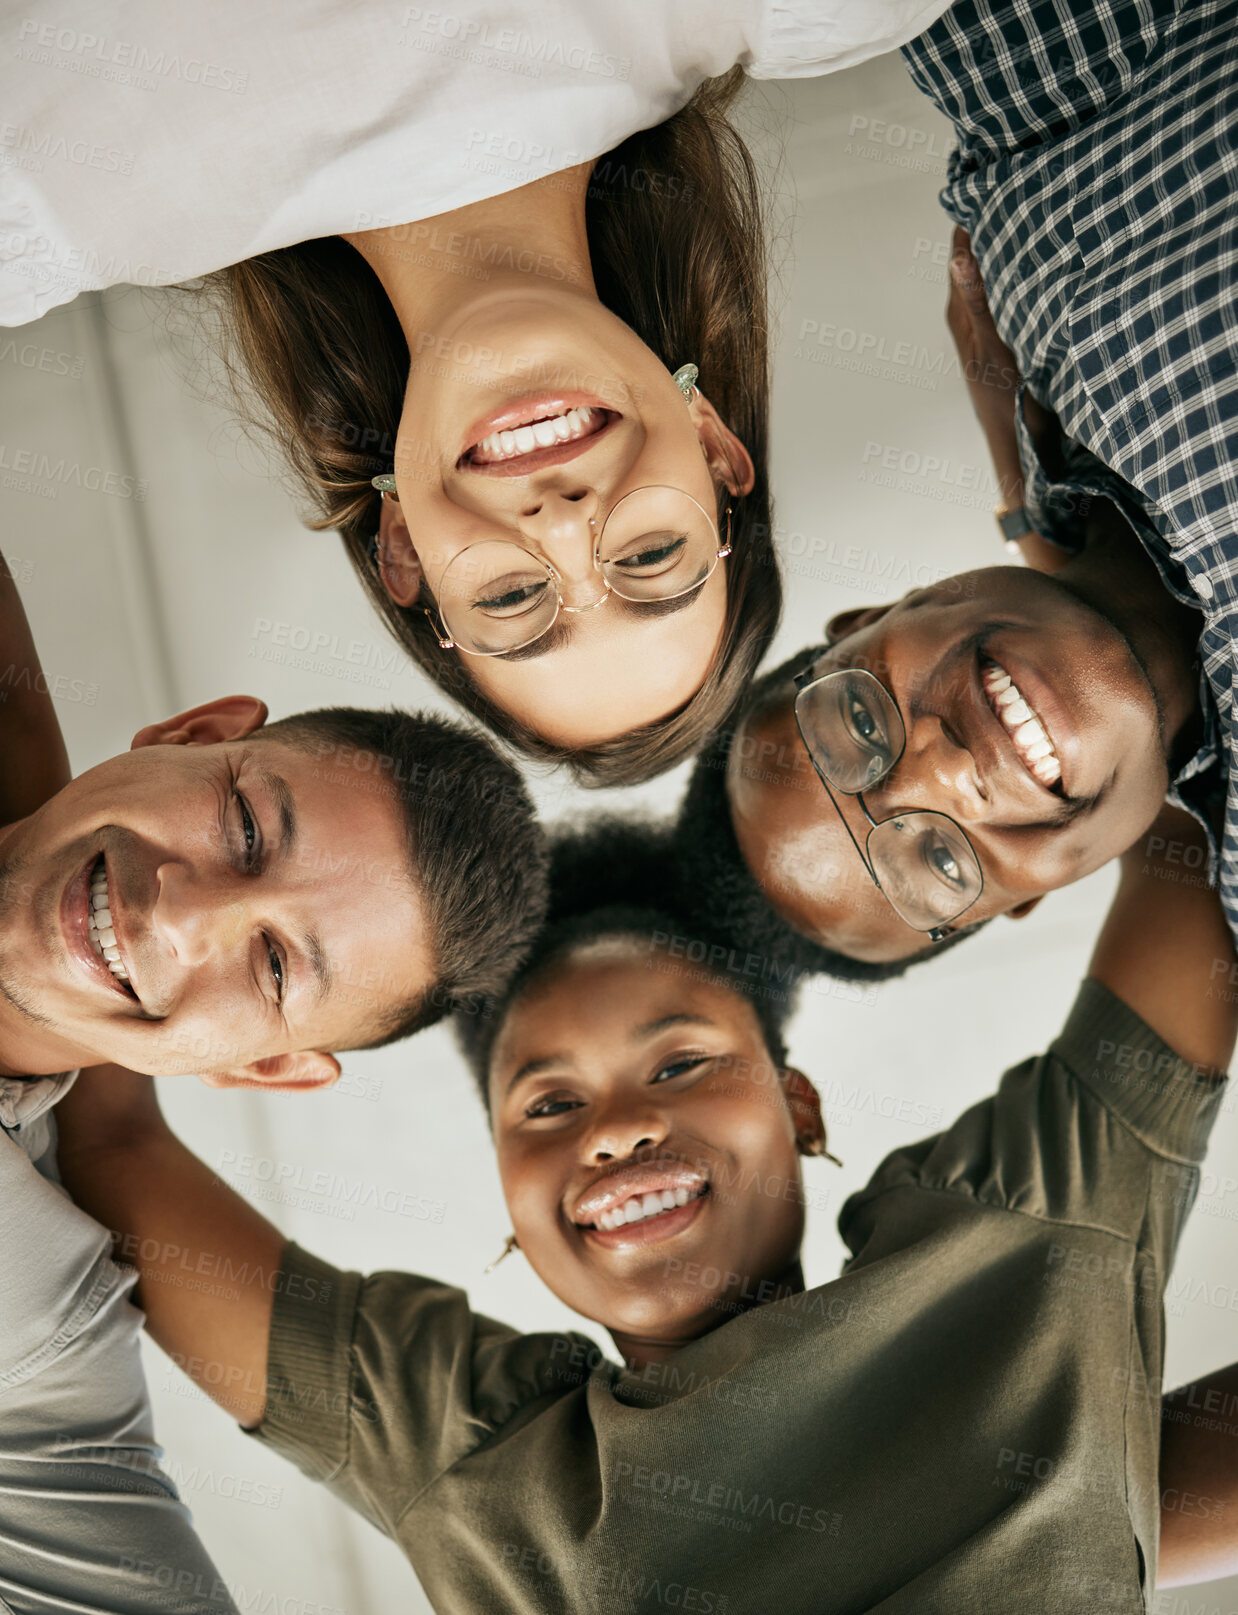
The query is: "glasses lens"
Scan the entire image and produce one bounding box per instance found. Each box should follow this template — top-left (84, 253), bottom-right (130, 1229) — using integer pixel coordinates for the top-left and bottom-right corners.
top-left (435, 541), bottom-right (558, 655)
top-left (598, 487), bottom-right (721, 602)
top-left (867, 811), bottom-right (982, 931)
top-left (795, 669), bottom-right (906, 793)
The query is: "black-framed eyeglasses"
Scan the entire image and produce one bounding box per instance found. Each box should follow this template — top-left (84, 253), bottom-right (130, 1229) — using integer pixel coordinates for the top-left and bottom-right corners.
top-left (792, 664), bottom-right (984, 941)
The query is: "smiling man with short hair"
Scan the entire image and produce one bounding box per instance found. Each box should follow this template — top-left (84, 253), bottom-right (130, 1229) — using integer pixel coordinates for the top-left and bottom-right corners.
top-left (676, 499), bottom-right (1206, 975)
top-left (0, 694), bottom-right (545, 1087)
top-left (0, 549), bottom-right (547, 1613)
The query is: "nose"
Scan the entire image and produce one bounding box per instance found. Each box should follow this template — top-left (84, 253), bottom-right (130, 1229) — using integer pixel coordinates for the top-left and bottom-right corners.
top-left (151, 860), bottom-right (248, 966)
top-left (517, 484), bottom-right (607, 605)
top-left (883, 713), bottom-right (987, 822)
top-left (582, 1099), bottom-right (670, 1166)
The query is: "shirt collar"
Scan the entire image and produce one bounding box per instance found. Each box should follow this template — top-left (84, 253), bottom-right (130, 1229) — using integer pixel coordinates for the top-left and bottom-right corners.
top-left (0, 1070), bottom-right (79, 1132)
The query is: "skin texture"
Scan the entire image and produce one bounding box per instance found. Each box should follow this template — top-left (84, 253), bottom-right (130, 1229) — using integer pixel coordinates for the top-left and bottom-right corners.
top-left (728, 566), bottom-right (1185, 963)
top-left (0, 696), bottom-right (429, 1085)
top-left (51, 805), bottom-right (1238, 1525)
top-left (346, 167), bottom-right (754, 748)
top-left (487, 937), bottom-right (826, 1368)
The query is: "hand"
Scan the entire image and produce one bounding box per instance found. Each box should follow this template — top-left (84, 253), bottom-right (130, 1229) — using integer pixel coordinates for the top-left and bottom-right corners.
top-left (945, 227), bottom-right (1026, 508)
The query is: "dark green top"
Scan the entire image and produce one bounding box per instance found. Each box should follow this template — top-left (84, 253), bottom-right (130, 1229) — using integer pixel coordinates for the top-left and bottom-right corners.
top-left (249, 982), bottom-right (1223, 1614)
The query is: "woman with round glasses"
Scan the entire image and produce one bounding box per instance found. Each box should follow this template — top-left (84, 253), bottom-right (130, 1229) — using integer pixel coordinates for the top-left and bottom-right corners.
top-left (0, 0), bottom-right (954, 785)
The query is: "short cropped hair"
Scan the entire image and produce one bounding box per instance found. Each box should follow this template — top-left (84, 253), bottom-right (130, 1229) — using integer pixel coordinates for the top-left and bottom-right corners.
top-left (673, 648), bottom-right (985, 983)
top-left (260, 707), bottom-right (548, 1047)
top-left (455, 816), bottom-right (797, 1110)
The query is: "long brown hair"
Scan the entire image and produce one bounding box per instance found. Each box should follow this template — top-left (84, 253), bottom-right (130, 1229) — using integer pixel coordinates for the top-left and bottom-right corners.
top-left (208, 70), bottom-right (778, 787)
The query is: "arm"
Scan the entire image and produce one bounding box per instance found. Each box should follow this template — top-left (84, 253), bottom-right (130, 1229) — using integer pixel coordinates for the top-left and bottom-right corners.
top-left (944, 229), bottom-right (1068, 574)
top-left (1158, 1364), bottom-right (1238, 1586)
top-left (54, 1066), bottom-right (285, 1428)
top-left (1087, 804), bottom-right (1237, 1077)
top-left (1089, 811), bottom-right (1238, 1582)
top-left (0, 547), bottom-right (71, 822)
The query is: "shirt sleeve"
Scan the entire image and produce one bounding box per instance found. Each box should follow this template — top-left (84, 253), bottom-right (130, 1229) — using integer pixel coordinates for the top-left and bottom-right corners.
top-left (246, 1243), bottom-right (599, 1538)
top-left (842, 979), bottom-right (1226, 1276)
top-left (1015, 382), bottom-right (1093, 553)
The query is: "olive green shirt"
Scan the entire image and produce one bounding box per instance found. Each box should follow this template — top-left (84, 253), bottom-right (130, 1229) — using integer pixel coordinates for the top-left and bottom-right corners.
top-left (249, 982), bottom-right (1223, 1613)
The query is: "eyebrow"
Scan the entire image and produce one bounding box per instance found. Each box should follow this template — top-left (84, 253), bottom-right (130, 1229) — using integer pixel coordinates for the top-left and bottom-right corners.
top-left (257, 766), bottom-right (298, 852)
top-left (506, 1053), bottom-right (569, 1094)
top-left (632, 1012), bottom-right (717, 1038)
top-left (305, 927), bottom-right (333, 1002)
top-left (492, 590), bottom-right (703, 661)
top-left (503, 1013), bottom-right (717, 1095)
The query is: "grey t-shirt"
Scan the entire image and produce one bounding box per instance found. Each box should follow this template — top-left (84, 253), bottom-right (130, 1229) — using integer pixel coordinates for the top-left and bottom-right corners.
top-left (0, 1072), bottom-right (238, 1615)
top-left (250, 981), bottom-right (1224, 1613)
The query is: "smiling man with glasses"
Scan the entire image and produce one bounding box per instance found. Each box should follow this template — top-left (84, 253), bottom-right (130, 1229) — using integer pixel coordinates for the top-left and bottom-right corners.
top-left (792, 661), bottom-right (986, 940)
top-left (674, 506), bottom-right (1205, 977)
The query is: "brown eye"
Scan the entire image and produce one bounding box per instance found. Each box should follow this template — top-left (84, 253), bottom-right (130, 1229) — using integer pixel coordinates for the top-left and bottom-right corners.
top-left (653, 1054), bottom-right (710, 1083)
top-left (267, 942), bottom-right (285, 1003)
top-left (524, 1093), bottom-right (581, 1120)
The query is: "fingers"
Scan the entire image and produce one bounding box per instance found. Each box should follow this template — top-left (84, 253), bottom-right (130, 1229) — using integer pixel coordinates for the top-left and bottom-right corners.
top-left (949, 240), bottom-right (988, 313)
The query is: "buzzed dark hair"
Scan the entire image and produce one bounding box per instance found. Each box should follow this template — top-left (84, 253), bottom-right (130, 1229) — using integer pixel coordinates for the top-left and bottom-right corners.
top-left (454, 816), bottom-right (798, 1111)
top-left (260, 707), bottom-right (548, 1047)
top-left (673, 647), bottom-right (985, 984)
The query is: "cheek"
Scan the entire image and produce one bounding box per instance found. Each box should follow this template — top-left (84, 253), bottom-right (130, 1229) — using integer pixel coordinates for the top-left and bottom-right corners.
top-left (498, 1142), bottom-right (566, 1253)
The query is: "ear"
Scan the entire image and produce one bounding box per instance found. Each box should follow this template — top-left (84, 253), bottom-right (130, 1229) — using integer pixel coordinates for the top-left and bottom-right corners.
top-left (197, 1049), bottom-right (342, 1093)
top-left (131, 695), bottom-right (268, 752)
top-left (823, 604), bottom-right (897, 646)
top-left (1005, 897), bottom-right (1044, 921)
top-left (376, 491), bottom-right (424, 607)
top-left (781, 1066), bottom-right (835, 1160)
top-left (688, 391), bottom-right (755, 498)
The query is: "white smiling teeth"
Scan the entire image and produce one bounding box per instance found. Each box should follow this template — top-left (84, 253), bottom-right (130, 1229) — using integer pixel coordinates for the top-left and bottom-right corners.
top-left (595, 1184), bottom-right (704, 1231)
top-left (982, 661), bottom-right (1062, 787)
top-left (86, 858), bottom-right (130, 983)
top-left (473, 406), bottom-right (600, 464)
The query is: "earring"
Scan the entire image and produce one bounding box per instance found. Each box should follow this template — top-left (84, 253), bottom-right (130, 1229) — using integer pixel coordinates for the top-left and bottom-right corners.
top-left (483, 1234), bottom-right (519, 1275)
top-left (371, 473), bottom-right (397, 494)
top-left (801, 1135), bottom-right (843, 1167)
top-left (672, 363), bottom-right (699, 402)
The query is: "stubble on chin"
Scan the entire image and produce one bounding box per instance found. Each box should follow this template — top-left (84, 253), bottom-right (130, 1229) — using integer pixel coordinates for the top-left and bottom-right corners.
top-left (0, 849), bottom-right (53, 1029)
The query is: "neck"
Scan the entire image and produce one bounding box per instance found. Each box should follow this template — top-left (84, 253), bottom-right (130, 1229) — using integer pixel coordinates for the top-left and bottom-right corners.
top-left (0, 994), bottom-right (87, 1080)
top-left (342, 164), bottom-right (598, 348)
top-left (608, 1259), bottom-right (806, 1372)
top-left (1056, 503), bottom-right (1201, 761)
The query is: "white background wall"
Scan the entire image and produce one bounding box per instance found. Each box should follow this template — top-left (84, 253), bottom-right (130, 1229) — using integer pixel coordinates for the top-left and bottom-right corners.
top-left (4, 52), bottom-right (1236, 1615)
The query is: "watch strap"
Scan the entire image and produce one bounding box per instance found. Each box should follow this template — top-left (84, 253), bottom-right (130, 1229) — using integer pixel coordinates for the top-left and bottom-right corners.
top-left (995, 504), bottom-right (1033, 544)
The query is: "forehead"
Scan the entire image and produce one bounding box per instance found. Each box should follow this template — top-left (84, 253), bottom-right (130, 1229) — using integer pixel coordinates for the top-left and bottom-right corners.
top-left (489, 936), bottom-right (765, 1081)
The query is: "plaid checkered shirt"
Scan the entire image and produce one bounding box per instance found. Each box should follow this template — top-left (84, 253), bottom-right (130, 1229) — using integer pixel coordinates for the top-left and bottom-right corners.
top-left (901, 0), bottom-right (1238, 934)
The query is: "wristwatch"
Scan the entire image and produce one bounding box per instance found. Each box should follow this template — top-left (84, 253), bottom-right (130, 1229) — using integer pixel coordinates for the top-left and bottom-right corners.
top-left (995, 503), bottom-right (1033, 553)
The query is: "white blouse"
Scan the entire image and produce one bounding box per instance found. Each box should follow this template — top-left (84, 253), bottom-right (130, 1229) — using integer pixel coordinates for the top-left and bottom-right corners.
top-left (0, 0), bottom-right (953, 327)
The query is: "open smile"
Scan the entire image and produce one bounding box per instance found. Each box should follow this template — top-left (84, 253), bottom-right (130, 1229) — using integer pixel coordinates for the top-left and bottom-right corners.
top-left (459, 395), bottom-right (616, 477)
top-left (573, 1162), bottom-right (710, 1250)
top-left (981, 656), bottom-right (1062, 788)
top-left (61, 853), bottom-right (139, 1003)
top-left (966, 637), bottom-right (1080, 804)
